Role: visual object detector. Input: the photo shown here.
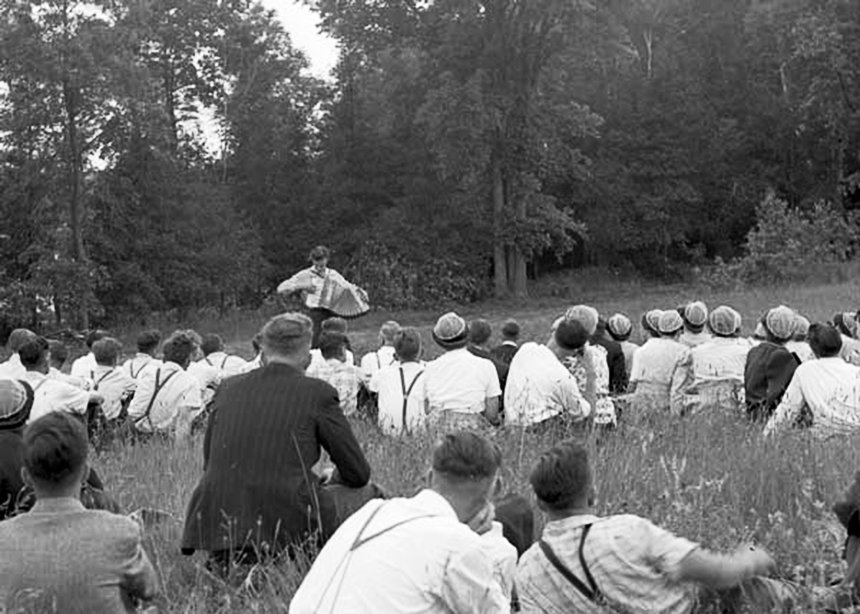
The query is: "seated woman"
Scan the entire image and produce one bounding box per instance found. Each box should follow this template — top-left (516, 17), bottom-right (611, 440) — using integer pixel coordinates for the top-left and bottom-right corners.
top-left (0, 380), bottom-right (119, 521)
top-left (689, 306), bottom-right (752, 411)
top-left (744, 306), bottom-right (800, 421)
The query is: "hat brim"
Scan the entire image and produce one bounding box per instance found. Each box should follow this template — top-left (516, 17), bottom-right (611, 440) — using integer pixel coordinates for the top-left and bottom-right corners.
top-left (0, 380), bottom-right (34, 431)
top-left (433, 329), bottom-right (469, 350)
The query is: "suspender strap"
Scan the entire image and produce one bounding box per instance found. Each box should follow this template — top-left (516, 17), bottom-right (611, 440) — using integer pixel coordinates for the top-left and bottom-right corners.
top-left (539, 524), bottom-right (601, 604)
top-left (205, 357), bottom-right (213, 367)
top-left (131, 359), bottom-right (148, 379)
top-left (134, 368), bottom-right (179, 429)
top-left (91, 369), bottom-right (112, 391)
top-left (221, 355), bottom-right (229, 370)
top-left (398, 367), bottom-right (423, 435)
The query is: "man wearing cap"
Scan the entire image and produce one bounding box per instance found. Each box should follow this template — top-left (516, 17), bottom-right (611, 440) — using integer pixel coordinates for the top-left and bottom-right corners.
top-left (491, 319), bottom-right (521, 366)
top-left (629, 310), bottom-right (694, 415)
top-left (417, 312), bottom-right (502, 429)
top-left (181, 313), bottom-right (373, 571)
top-left (764, 324), bottom-right (860, 439)
top-left (744, 306), bottom-right (800, 421)
top-left (689, 306), bottom-right (752, 410)
top-left (0, 329), bottom-right (37, 380)
top-left (679, 301), bottom-right (712, 348)
top-left (360, 320), bottom-right (400, 382)
top-left (607, 313), bottom-right (639, 379)
top-left (504, 319), bottom-right (592, 430)
top-left (277, 246), bottom-right (367, 348)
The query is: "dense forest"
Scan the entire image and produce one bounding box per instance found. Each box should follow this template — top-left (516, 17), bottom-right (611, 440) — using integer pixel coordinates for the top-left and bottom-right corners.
top-left (1, 0), bottom-right (859, 326)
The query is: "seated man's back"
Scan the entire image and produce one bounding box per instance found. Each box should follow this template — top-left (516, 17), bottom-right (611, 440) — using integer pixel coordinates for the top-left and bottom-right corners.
top-left (0, 411), bottom-right (157, 613)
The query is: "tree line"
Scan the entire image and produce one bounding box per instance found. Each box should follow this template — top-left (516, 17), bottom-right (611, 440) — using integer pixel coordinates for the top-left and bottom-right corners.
top-left (1, 0), bottom-right (858, 328)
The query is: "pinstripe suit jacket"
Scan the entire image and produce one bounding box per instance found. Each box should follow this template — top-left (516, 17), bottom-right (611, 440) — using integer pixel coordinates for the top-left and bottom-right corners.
top-left (181, 362), bottom-right (371, 553)
top-left (0, 497), bottom-right (158, 613)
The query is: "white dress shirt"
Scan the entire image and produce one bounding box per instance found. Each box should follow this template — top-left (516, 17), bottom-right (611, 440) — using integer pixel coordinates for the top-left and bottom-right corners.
top-left (289, 489), bottom-right (514, 614)
top-left (417, 348), bottom-right (501, 416)
top-left (236, 355), bottom-right (262, 374)
top-left (309, 348), bottom-right (355, 372)
top-left (202, 351), bottom-right (248, 377)
top-left (370, 361), bottom-right (427, 435)
top-left (277, 267), bottom-right (350, 310)
top-left (0, 354), bottom-right (25, 380)
top-left (126, 362), bottom-right (203, 440)
top-left (765, 357), bottom-right (860, 439)
top-left (70, 353), bottom-right (98, 379)
top-left (21, 371), bottom-right (90, 423)
top-left (88, 365), bottom-right (137, 420)
top-left (504, 343), bottom-right (591, 427)
top-left (48, 367), bottom-right (90, 390)
top-left (841, 335), bottom-right (860, 366)
top-left (186, 361), bottom-right (221, 406)
top-left (360, 346), bottom-right (397, 381)
top-left (121, 354), bottom-right (163, 380)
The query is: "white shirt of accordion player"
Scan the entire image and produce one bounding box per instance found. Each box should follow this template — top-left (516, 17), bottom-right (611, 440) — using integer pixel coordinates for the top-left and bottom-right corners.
top-left (277, 267), bottom-right (350, 310)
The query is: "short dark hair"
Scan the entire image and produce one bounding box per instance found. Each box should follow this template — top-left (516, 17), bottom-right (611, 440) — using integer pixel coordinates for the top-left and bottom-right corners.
top-left (319, 332), bottom-right (348, 360)
top-left (469, 319), bottom-right (492, 346)
top-left (201, 333), bottom-right (224, 356)
top-left (48, 340), bottom-right (69, 366)
top-left (85, 329), bottom-right (110, 349)
top-left (92, 337), bottom-right (122, 366)
top-left (23, 412), bottom-right (88, 487)
top-left (321, 317), bottom-right (348, 334)
top-left (394, 328), bottom-right (422, 362)
top-left (530, 439), bottom-right (591, 511)
top-left (162, 331), bottom-right (197, 365)
top-left (19, 337), bottom-right (49, 369)
top-left (501, 319), bottom-right (520, 341)
top-left (251, 332), bottom-right (262, 353)
top-left (554, 319), bottom-right (589, 351)
top-left (309, 245), bottom-right (331, 262)
top-left (808, 323), bottom-right (843, 358)
top-left (432, 431), bottom-right (501, 482)
top-left (136, 329), bottom-right (162, 354)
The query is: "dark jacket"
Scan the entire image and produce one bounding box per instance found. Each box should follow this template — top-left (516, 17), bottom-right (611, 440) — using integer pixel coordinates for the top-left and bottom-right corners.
top-left (0, 430), bottom-right (25, 521)
top-left (591, 336), bottom-right (629, 394)
top-left (469, 346), bottom-right (509, 394)
top-left (181, 363), bottom-right (371, 554)
top-left (490, 343), bottom-right (519, 367)
top-left (744, 342), bottom-right (799, 420)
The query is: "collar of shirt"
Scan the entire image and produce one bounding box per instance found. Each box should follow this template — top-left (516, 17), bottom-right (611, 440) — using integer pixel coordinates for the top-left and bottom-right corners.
top-left (502, 341), bottom-right (518, 347)
top-left (543, 513), bottom-right (602, 537)
top-left (410, 489), bottom-right (460, 521)
top-left (30, 497), bottom-right (86, 514)
top-left (22, 370), bottom-right (47, 383)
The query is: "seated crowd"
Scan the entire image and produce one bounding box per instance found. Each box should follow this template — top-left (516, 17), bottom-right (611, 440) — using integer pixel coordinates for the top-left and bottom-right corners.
top-left (2, 299), bottom-right (860, 611)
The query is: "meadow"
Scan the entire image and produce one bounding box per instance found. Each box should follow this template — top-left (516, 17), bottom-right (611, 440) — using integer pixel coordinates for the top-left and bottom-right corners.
top-left (89, 277), bottom-right (860, 612)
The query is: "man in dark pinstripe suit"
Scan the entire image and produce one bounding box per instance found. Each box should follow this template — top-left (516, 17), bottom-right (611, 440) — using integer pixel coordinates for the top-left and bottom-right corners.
top-left (181, 313), bottom-right (373, 572)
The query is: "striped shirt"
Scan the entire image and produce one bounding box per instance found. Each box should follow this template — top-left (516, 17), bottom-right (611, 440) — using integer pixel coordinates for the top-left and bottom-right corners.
top-left (517, 514), bottom-right (699, 614)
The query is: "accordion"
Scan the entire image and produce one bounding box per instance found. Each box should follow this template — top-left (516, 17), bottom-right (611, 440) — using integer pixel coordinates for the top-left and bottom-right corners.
top-left (319, 276), bottom-right (370, 318)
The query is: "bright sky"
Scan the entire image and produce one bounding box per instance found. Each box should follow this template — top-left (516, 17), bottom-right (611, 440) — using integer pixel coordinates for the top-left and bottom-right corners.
top-left (260, 0), bottom-right (339, 79)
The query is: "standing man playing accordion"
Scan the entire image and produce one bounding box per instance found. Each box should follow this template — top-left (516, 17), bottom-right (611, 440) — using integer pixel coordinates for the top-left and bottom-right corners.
top-left (277, 246), bottom-right (369, 348)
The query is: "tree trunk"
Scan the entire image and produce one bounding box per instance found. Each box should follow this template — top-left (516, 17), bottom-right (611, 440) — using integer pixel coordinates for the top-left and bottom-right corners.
top-left (164, 60), bottom-right (178, 153)
top-left (511, 187), bottom-right (528, 297)
top-left (492, 155), bottom-right (508, 297)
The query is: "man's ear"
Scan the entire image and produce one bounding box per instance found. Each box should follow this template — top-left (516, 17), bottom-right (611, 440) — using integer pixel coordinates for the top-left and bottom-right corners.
top-left (21, 466), bottom-right (33, 488)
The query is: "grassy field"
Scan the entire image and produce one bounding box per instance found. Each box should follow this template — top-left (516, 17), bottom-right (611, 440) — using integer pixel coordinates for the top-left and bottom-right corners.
top-left (88, 278), bottom-right (860, 612)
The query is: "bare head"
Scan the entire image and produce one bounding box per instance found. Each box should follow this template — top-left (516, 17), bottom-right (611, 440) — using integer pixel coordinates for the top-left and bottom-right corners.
top-left (19, 337), bottom-right (50, 374)
top-left (22, 412), bottom-right (89, 500)
top-left (379, 321), bottom-right (402, 347)
top-left (429, 431), bottom-right (502, 524)
top-left (260, 313), bottom-right (313, 370)
top-left (547, 318), bottom-right (589, 360)
top-left (530, 439), bottom-right (593, 520)
top-left (92, 337), bottom-right (122, 368)
top-left (309, 245), bottom-right (331, 274)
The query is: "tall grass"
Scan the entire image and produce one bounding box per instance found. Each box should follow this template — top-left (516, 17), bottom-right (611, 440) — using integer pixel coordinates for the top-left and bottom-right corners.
top-left (96, 409), bottom-right (859, 613)
top-left (87, 279), bottom-right (860, 611)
